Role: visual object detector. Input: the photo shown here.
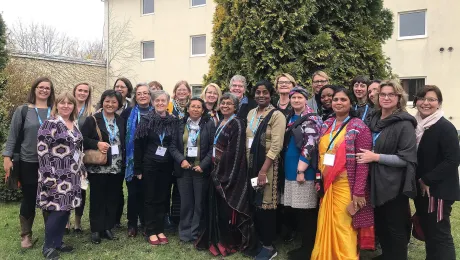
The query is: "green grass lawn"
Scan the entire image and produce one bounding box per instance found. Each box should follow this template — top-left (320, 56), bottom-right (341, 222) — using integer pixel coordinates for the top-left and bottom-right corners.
top-left (0, 197), bottom-right (459, 260)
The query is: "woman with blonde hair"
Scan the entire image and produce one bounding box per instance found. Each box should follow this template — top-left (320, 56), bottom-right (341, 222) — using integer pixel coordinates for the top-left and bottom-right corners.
top-left (357, 80), bottom-right (417, 260)
top-left (307, 71), bottom-right (330, 114)
top-left (274, 73), bottom-right (296, 115)
top-left (200, 83), bottom-right (222, 125)
top-left (37, 91), bottom-right (85, 259)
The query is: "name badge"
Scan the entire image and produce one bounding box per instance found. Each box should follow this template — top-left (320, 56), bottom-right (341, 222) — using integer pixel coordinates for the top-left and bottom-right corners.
top-left (187, 147), bottom-right (198, 157)
top-left (73, 151), bottom-right (81, 163)
top-left (156, 146), bottom-right (167, 156)
top-left (212, 147), bottom-right (216, 158)
top-left (324, 154), bottom-right (335, 166)
top-left (248, 138), bottom-right (254, 149)
top-left (111, 145), bottom-right (119, 155)
top-left (81, 178), bottom-right (89, 190)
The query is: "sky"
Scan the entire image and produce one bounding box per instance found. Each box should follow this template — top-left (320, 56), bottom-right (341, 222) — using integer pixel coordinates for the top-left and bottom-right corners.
top-left (0, 0), bottom-right (105, 42)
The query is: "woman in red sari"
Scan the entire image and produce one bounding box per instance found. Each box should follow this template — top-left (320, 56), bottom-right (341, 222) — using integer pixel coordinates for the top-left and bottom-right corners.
top-left (311, 88), bottom-right (374, 260)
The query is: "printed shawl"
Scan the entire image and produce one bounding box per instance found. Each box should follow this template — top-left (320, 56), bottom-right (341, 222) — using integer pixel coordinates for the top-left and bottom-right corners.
top-left (125, 105), bottom-right (139, 181)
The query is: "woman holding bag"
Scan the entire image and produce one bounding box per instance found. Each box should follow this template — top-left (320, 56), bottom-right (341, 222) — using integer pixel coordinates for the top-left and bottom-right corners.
top-left (81, 90), bottom-right (126, 244)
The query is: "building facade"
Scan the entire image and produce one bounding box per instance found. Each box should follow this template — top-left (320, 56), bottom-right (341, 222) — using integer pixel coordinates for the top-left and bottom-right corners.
top-left (105, 0), bottom-right (460, 128)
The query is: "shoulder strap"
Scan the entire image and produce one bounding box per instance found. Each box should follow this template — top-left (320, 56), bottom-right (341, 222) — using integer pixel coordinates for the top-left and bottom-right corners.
top-left (14, 105), bottom-right (29, 153)
top-left (92, 115), bottom-right (103, 142)
top-left (287, 113), bottom-right (318, 132)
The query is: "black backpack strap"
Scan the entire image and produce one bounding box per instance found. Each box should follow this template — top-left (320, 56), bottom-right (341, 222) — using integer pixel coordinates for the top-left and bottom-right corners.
top-left (13, 105), bottom-right (29, 154)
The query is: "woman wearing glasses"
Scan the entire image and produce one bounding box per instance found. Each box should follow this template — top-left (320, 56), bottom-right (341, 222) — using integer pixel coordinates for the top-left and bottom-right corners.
top-left (3, 77), bottom-right (55, 248)
top-left (200, 83), bottom-right (222, 126)
top-left (356, 80), bottom-right (417, 260)
top-left (413, 85), bottom-right (460, 260)
top-left (274, 73), bottom-right (296, 116)
top-left (307, 71), bottom-right (330, 115)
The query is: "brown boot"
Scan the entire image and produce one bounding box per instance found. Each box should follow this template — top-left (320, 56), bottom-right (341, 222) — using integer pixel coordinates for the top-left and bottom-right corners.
top-left (19, 215), bottom-right (35, 248)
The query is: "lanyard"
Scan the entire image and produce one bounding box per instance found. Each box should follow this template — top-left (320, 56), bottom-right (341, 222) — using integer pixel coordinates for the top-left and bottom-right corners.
top-left (354, 104), bottom-right (369, 121)
top-left (372, 132), bottom-right (381, 147)
top-left (102, 112), bottom-right (119, 143)
top-left (78, 105), bottom-right (85, 120)
top-left (34, 107), bottom-right (51, 126)
top-left (186, 124), bottom-right (200, 146)
top-left (327, 116), bottom-right (350, 151)
top-left (249, 109), bottom-right (262, 135)
top-left (214, 114), bottom-right (235, 145)
top-left (137, 106), bottom-right (153, 122)
top-left (159, 132), bottom-right (165, 147)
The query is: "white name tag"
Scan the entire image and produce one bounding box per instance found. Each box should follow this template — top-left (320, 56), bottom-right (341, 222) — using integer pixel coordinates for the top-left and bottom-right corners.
top-left (156, 146), bottom-right (167, 156)
top-left (187, 147), bottom-right (198, 157)
top-left (73, 151), bottom-right (80, 163)
top-left (213, 147), bottom-right (216, 158)
top-left (81, 177), bottom-right (88, 190)
top-left (248, 138), bottom-right (254, 149)
top-left (324, 154), bottom-right (335, 166)
top-left (111, 145), bottom-right (119, 155)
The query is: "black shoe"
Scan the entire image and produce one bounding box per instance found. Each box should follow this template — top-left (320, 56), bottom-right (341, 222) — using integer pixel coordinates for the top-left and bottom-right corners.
top-left (72, 227), bottom-right (83, 234)
top-left (91, 232), bottom-right (101, 244)
top-left (43, 248), bottom-right (60, 260)
top-left (283, 231), bottom-right (296, 243)
top-left (56, 243), bottom-right (74, 253)
top-left (102, 230), bottom-right (117, 240)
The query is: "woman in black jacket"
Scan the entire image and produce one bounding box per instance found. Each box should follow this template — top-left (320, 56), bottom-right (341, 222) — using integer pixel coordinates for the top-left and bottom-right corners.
top-left (170, 97), bottom-right (216, 243)
top-left (413, 85), bottom-right (460, 260)
top-left (134, 90), bottom-right (179, 246)
top-left (81, 90), bottom-right (126, 244)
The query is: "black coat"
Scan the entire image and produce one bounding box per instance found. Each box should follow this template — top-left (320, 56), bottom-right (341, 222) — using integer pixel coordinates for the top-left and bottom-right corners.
top-left (169, 117), bottom-right (216, 177)
top-left (237, 98), bottom-right (257, 123)
top-left (417, 117), bottom-right (460, 201)
top-left (81, 112), bottom-right (126, 169)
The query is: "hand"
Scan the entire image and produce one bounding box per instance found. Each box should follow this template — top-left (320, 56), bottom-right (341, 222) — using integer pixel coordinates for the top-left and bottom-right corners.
top-left (97, 142), bottom-right (110, 154)
top-left (137, 174), bottom-right (142, 180)
top-left (419, 179), bottom-right (430, 197)
top-left (352, 195), bottom-right (366, 210)
top-left (356, 149), bottom-right (379, 164)
top-left (257, 172), bottom-right (267, 186)
top-left (192, 166), bottom-right (203, 173)
top-left (3, 157), bottom-right (12, 183)
top-left (181, 160), bottom-right (191, 169)
top-left (296, 173), bottom-right (306, 184)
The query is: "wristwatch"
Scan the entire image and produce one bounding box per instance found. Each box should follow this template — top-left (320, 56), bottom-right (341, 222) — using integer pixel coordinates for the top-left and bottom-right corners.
top-left (297, 170), bottom-right (305, 175)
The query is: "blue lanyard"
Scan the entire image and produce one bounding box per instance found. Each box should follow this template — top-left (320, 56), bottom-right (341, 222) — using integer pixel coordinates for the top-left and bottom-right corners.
top-left (249, 110), bottom-right (262, 135)
top-left (214, 114), bottom-right (235, 145)
top-left (137, 106), bottom-right (153, 122)
top-left (159, 132), bottom-right (166, 147)
top-left (34, 107), bottom-right (51, 126)
top-left (328, 116), bottom-right (350, 151)
top-left (78, 105), bottom-right (85, 120)
top-left (372, 132), bottom-right (381, 147)
top-left (186, 124), bottom-right (200, 146)
top-left (354, 104), bottom-right (369, 121)
top-left (102, 112), bottom-right (119, 143)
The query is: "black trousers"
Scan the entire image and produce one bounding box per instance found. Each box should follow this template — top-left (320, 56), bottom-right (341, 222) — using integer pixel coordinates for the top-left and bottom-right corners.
top-left (127, 177), bottom-right (144, 228)
top-left (19, 161), bottom-right (39, 219)
top-left (116, 184), bottom-right (124, 225)
top-left (88, 173), bottom-right (123, 232)
top-left (285, 207), bottom-right (318, 253)
top-left (43, 210), bottom-right (70, 250)
top-left (375, 194), bottom-right (410, 260)
top-left (254, 208), bottom-right (277, 247)
top-left (176, 171), bottom-right (208, 241)
top-left (415, 195), bottom-right (456, 260)
top-left (165, 176), bottom-right (181, 223)
top-left (74, 190), bottom-right (86, 217)
top-left (144, 161), bottom-right (172, 235)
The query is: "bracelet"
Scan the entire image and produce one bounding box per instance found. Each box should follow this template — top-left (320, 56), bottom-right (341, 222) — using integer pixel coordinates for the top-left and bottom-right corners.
top-left (259, 173), bottom-right (266, 176)
top-left (297, 170), bottom-right (305, 175)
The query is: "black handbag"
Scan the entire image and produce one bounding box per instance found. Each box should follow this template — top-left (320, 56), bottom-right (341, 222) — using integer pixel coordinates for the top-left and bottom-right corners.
top-left (7, 105), bottom-right (28, 190)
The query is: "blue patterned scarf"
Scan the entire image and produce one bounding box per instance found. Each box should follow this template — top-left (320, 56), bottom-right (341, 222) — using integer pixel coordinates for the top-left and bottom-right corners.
top-left (125, 105), bottom-right (140, 181)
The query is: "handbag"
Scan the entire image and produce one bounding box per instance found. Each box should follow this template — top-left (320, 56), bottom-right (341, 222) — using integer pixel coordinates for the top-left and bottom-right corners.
top-left (83, 116), bottom-right (107, 165)
top-left (7, 105), bottom-right (29, 190)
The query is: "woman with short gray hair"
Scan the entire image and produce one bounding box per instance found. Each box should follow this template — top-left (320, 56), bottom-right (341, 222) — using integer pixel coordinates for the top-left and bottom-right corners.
top-left (229, 75), bottom-right (257, 120)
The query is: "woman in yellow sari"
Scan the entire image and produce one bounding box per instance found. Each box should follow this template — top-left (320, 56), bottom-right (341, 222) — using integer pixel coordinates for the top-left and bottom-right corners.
top-left (311, 88), bottom-right (374, 260)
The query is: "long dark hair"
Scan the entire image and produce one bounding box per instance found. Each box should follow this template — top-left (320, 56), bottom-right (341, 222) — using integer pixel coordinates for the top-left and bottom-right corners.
top-left (27, 77), bottom-right (56, 107)
top-left (332, 87), bottom-right (359, 118)
top-left (113, 77), bottom-right (133, 98)
top-left (184, 97), bottom-right (210, 126)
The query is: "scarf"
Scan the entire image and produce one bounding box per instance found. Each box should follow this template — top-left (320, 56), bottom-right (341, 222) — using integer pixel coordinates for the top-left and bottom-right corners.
top-left (248, 108), bottom-right (276, 207)
top-left (125, 106), bottom-right (140, 181)
top-left (135, 111), bottom-right (178, 139)
top-left (173, 99), bottom-right (188, 118)
top-left (415, 110), bottom-right (444, 148)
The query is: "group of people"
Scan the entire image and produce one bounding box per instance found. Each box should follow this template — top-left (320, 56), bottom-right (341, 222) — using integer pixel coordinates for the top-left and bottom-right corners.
top-left (2, 71), bottom-right (459, 260)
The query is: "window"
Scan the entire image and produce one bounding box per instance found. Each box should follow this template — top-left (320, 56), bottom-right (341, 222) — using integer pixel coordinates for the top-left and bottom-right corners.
top-left (191, 0), bottom-right (206, 7)
top-left (191, 35), bottom-right (206, 56)
top-left (399, 10), bottom-right (426, 39)
top-left (142, 41), bottom-right (155, 60)
top-left (142, 0), bottom-right (154, 15)
top-left (192, 85), bottom-right (203, 97)
top-left (401, 78), bottom-right (425, 101)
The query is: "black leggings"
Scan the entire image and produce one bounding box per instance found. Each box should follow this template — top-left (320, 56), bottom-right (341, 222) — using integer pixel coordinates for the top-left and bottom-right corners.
top-left (254, 208), bottom-right (277, 247)
top-left (19, 161), bottom-right (39, 219)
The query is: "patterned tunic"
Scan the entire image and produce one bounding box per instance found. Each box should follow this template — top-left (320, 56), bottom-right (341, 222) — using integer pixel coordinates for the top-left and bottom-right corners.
top-left (36, 118), bottom-right (84, 211)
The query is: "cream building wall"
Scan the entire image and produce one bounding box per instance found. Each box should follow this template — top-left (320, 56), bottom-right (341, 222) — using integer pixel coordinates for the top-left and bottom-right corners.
top-left (105, 0), bottom-right (216, 95)
top-left (382, 0), bottom-right (460, 129)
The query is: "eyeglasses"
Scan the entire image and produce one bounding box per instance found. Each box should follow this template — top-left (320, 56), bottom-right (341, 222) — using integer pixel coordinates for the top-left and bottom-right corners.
top-left (378, 93), bottom-right (398, 99)
top-left (312, 80), bottom-right (328, 85)
top-left (136, 92), bottom-right (150, 97)
top-left (36, 86), bottom-right (51, 91)
top-left (231, 84), bottom-right (244, 88)
top-left (220, 102), bottom-right (235, 106)
top-left (278, 81), bottom-right (292, 85)
top-left (416, 97), bottom-right (438, 103)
